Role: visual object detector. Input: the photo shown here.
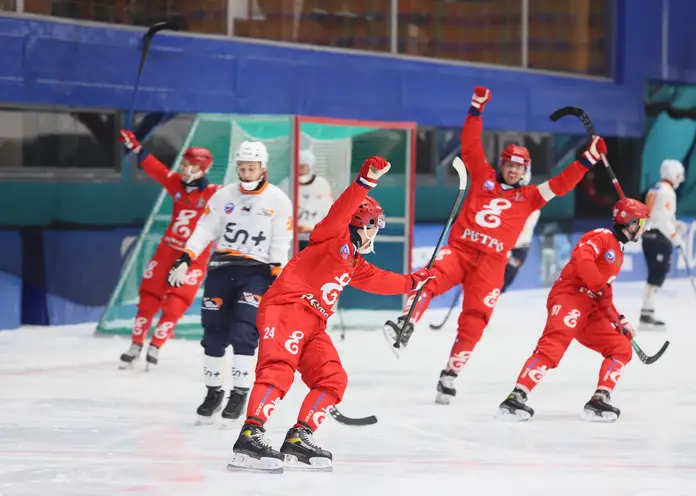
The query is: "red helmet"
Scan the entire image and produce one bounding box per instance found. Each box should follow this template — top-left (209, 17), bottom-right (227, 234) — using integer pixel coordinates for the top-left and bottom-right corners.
top-left (500, 144), bottom-right (531, 167)
top-left (351, 196), bottom-right (385, 229)
top-left (183, 147), bottom-right (213, 173)
top-left (612, 198), bottom-right (649, 227)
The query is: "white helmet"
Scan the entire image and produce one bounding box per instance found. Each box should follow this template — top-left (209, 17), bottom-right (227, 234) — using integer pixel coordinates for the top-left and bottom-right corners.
top-left (299, 149), bottom-right (316, 169)
top-left (236, 141), bottom-right (268, 168)
top-left (660, 159), bottom-right (685, 188)
top-left (519, 166), bottom-right (532, 186)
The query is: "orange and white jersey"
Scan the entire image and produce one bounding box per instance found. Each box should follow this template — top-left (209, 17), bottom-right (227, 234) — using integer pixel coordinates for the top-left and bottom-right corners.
top-left (184, 181), bottom-right (293, 267)
top-left (645, 180), bottom-right (678, 243)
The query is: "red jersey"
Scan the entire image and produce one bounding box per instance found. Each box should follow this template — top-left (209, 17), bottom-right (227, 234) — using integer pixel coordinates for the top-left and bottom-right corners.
top-left (262, 181), bottom-right (414, 320)
top-left (141, 155), bottom-right (220, 252)
top-left (449, 114), bottom-right (589, 258)
top-left (552, 228), bottom-right (624, 318)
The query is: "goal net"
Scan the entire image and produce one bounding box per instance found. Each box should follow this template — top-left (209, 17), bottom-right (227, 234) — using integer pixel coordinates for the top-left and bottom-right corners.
top-left (96, 114), bottom-right (415, 338)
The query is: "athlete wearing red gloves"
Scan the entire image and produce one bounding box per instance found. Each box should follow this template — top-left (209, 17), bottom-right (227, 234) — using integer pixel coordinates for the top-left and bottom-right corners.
top-left (498, 198), bottom-right (650, 422)
top-left (384, 86), bottom-right (605, 405)
top-left (227, 156), bottom-right (435, 473)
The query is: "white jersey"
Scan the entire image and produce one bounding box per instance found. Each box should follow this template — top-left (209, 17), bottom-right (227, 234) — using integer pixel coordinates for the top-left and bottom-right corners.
top-left (185, 182), bottom-right (293, 267)
top-left (646, 180), bottom-right (678, 244)
top-left (280, 175), bottom-right (333, 232)
top-left (514, 210), bottom-right (541, 249)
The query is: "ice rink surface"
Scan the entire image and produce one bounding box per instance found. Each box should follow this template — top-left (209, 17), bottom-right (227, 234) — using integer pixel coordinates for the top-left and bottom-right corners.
top-left (0, 280), bottom-right (693, 496)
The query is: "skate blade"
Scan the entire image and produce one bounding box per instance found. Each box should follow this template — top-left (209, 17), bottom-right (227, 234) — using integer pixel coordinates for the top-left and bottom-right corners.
top-left (227, 453), bottom-right (283, 473)
top-left (381, 324), bottom-right (401, 358)
top-left (144, 362), bottom-right (157, 372)
top-left (118, 361), bottom-right (136, 370)
top-left (435, 392), bottom-right (453, 405)
top-left (638, 323), bottom-right (666, 332)
top-left (495, 408), bottom-right (532, 421)
top-left (282, 454), bottom-right (333, 472)
top-left (219, 417), bottom-right (240, 430)
top-left (582, 409), bottom-right (618, 423)
top-left (195, 415), bottom-right (217, 426)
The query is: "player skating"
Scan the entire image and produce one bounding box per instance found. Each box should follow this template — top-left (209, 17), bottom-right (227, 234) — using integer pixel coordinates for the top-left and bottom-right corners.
top-left (167, 141), bottom-right (293, 426)
top-left (383, 86), bottom-right (605, 405)
top-left (497, 198), bottom-right (650, 422)
top-left (227, 156), bottom-right (435, 473)
top-left (118, 129), bottom-right (219, 370)
top-left (640, 159), bottom-right (686, 330)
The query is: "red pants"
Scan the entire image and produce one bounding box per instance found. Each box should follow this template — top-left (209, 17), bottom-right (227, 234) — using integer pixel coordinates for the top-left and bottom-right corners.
top-left (132, 243), bottom-right (208, 347)
top-left (244, 303), bottom-right (347, 431)
top-left (515, 292), bottom-right (633, 395)
top-left (407, 244), bottom-right (505, 373)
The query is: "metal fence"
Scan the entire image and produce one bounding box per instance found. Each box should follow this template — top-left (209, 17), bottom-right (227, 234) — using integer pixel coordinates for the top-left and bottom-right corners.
top-left (5, 0), bottom-right (613, 77)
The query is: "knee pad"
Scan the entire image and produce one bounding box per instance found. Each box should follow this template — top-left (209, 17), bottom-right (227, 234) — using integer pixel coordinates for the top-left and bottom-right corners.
top-left (160, 294), bottom-right (191, 321)
top-left (200, 327), bottom-right (228, 358)
top-left (456, 310), bottom-right (488, 347)
top-left (229, 321), bottom-right (259, 356)
top-left (610, 340), bottom-right (633, 365)
top-left (304, 364), bottom-right (348, 403)
top-left (138, 291), bottom-right (162, 316)
top-left (255, 361), bottom-right (296, 398)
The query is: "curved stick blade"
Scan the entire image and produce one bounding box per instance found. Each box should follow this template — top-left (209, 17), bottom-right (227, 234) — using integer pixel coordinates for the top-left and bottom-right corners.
top-left (549, 106), bottom-right (582, 122)
top-left (452, 157), bottom-right (468, 191)
top-left (145, 21), bottom-right (179, 39)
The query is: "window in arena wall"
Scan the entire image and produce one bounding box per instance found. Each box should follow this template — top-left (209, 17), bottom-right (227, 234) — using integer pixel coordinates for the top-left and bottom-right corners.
top-left (131, 113), bottom-right (196, 176)
top-left (0, 107), bottom-right (119, 178)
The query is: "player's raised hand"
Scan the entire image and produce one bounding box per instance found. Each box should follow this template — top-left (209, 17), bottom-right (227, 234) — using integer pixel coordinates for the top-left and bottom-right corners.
top-left (167, 252), bottom-right (192, 288)
top-left (470, 86), bottom-right (492, 113)
top-left (579, 136), bottom-right (607, 168)
top-left (119, 129), bottom-right (143, 154)
top-left (358, 156), bottom-right (391, 188)
top-left (410, 267), bottom-right (436, 291)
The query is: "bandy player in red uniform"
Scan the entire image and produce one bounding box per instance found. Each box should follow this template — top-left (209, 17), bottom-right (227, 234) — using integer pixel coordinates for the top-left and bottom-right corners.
top-left (497, 198), bottom-right (650, 422)
top-left (384, 86), bottom-right (607, 405)
top-left (227, 157), bottom-right (434, 473)
top-left (118, 129), bottom-right (219, 369)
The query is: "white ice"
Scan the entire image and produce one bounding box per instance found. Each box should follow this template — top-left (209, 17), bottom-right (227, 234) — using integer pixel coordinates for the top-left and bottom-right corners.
top-left (0, 280), bottom-right (693, 496)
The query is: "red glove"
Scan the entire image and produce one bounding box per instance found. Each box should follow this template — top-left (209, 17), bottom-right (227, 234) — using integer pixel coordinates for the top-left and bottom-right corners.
top-left (579, 136), bottom-right (607, 169)
top-left (612, 314), bottom-right (635, 339)
top-left (470, 86), bottom-right (492, 114)
top-left (357, 156), bottom-right (391, 189)
top-left (119, 129), bottom-right (143, 154)
top-left (410, 268), bottom-right (436, 291)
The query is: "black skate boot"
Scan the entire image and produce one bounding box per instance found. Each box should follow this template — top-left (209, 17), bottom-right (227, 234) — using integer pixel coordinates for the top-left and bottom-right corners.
top-left (639, 309), bottom-right (666, 331)
top-left (280, 423), bottom-right (333, 471)
top-left (196, 386), bottom-right (224, 425)
top-left (228, 423), bottom-right (284, 473)
top-left (497, 388), bottom-right (535, 421)
top-left (583, 389), bottom-right (620, 422)
top-left (145, 344), bottom-right (159, 371)
top-left (119, 343), bottom-right (143, 369)
top-left (383, 316), bottom-right (414, 351)
top-left (435, 369), bottom-right (458, 405)
top-left (221, 388), bottom-right (249, 428)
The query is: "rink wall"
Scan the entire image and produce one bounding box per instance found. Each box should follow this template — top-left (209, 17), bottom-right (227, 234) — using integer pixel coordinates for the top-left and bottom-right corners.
top-left (2, 218), bottom-right (695, 330)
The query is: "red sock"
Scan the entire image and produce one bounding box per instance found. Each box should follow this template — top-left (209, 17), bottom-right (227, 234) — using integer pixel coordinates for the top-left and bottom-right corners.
top-left (597, 357), bottom-right (625, 393)
top-left (132, 292), bottom-right (161, 345)
top-left (445, 339), bottom-right (473, 374)
top-left (245, 383), bottom-right (283, 426)
top-left (295, 389), bottom-right (338, 431)
top-left (514, 353), bottom-right (554, 394)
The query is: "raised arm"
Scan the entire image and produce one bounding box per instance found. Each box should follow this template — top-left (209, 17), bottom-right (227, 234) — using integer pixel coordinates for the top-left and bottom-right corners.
top-left (461, 87), bottom-right (494, 182)
top-left (310, 156), bottom-right (390, 242)
top-left (120, 129), bottom-right (181, 196)
top-left (530, 136), bottom-right (606, 210)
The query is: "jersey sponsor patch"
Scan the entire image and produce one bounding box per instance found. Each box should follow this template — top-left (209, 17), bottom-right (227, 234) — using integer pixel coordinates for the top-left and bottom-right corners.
top-left (483, 179), bottom-right (495, 191)
top-left (605, 249), bottom-right (616, 263)
top-left (202, 297), bottom-right (223, 310)
top-left (239, 292), bottom-right (261, 307)
top-left (340, 243), bottom-right (350, 259)
top-left (175, 192), bottom-right (182, 201)
top-left (224, 202), bottom-right (235, 214)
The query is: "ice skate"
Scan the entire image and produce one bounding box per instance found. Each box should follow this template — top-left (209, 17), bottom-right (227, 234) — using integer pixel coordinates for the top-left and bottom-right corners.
top-left (280, 424), bottom-right (333, 471)
top-left (435, 369), bottom-right (457, 405)
top-left (383, 316), bottom-right (413, 355)
top-left (639, 310), bottom-right (666, 331)
top-left (220, 388), bottom-right (249, 428)
top-left (227, 423), bottom-right (284, 473)
top-left (196, 386), bottom-right (224, 425)
top-left (497, 388), bottom-right (534, 421)
top-left (144, 344), bottom-right (159, 371)
top-left (583, 390), bottom-right (620, 422)
top-left (119, 343), bottom-right (143, 369)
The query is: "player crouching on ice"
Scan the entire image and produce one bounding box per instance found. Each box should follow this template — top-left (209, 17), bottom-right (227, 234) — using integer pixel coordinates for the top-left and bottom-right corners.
top-left (118, 129), bottom-right (219, 370)
top-left (168, 141), bottom-right (293, 426)
top-left (497, 198), bottom-right (650, 422)
top-left (227, 156), bottom-right (435, 473)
